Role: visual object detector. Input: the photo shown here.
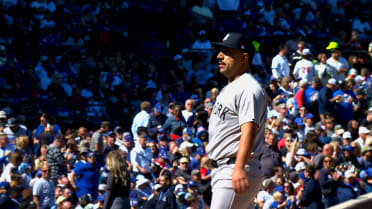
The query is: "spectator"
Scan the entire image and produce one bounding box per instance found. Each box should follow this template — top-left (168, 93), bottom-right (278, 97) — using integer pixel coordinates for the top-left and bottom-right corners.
top-left (318, 156), bottom-right (339, 207)
top-left (46, 138), bottom-right (66, 184)
top-left (293, 49), bottom-right (316, 81)
top-left (271, 44), bottom-right (289, 80)
top-left (70, 151), bottom-right (100, 200)
top-left (131, 102), bottom-right (151, 140)
top-left (289, 41), bottom-right (306, 69)
top-left (298, 164), bottom-right (324, 209)
top-left (103, 150), bottom-right (130, 209)
top-left (91, 121), bottom-right (110, 156)
top-left (0, 150), bottom-right (23, 182)
top-left (33, 162), bottom-right (55, 209)
top-left (156, 173), bottom-right (177, 209)
top-left (130, 134), bottom-right (153, 179)
top-left (162, 104), bottom-right (187, 140)
top-left (260, 131), bottom-right (282, 178)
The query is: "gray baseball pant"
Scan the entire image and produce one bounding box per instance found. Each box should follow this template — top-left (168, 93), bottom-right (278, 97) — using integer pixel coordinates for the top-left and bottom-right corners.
top-left (210, 159), bottom-right (263, 209)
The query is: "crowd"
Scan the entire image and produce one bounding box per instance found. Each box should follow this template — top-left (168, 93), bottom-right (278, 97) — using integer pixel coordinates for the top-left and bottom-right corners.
top-left (0, 0), bottom-right (372, 209)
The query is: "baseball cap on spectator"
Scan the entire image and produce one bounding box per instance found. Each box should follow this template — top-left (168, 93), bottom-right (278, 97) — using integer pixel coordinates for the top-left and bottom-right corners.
top-left (114, 126), bottom-right (123, 134)
top-left (0, 181), bottom-right (10, 190)
top-left (175, 184), bottom-right (184, 194)
top-left (158, 150), bottom-right (169, 160)
top-left (173, 54), bottom-right (183, 61)
top-left (199, 30), bottom-right (206, 36)
top-left (295, 162), bottom-right (306, 172)
top-left (274, 185), bottom-right (284, 193)
top-left (154, 184), bottom-right (162, 191)
top-left (342, 131), bottom-right (352, 139)
top-left (359, 126), bottom-right (370, 135)
top-left (359, 168), bottom-right (372, 179)
top-left (344, 170), bottom-right (355, 179)
top-left (123, 132), bottom-right (133, 142)
top-left (191, 169), bottom-right (200, 177)
top-left (294, 118), bottom-right (304, 126)
top-left (262, 179), bottom-right (273, 188)
top-left (328, 78), bottom-right (337, 85)
top-left (289, 171), bottom-right (298, 182)
top-left (183, 128), bottom-right (193, 136)
top-left (196, 148), bottom-right (205, 156)
top-left (179, 157), bottom-right (190, 164)
top-left (56, 196), bottom-right (66, 205)
top-left (296, 148), bottom-right (309, 156)
top-left (97, 194), bottom-right (105, 202)
top-left (180, 141), bottom-right (194, 150)
top-left (190, 94), bottom-right (199, 103)
top-left (56, 184), bottom-right (65, 189)
top-left (79, 194), bottom-right (92, 203)
top-left (87, 151), bottom-right (96, 158)
top-left (0, 111), bottom-right (6, 119)
top-left (302, 48), bottom-right (311, 55)
top-left (188, 180), bottom-right (198, 188)
top-left (361, 145), bottom-right (372, 155)
top-left (136, 176), bottom-right (150, 188)
top-left (155, 103), bottom-right (163, 112)
top-left (304, 113), bottom-right (313, 120)
top-left (343, 145), bottom-right (353, 152)
top-left (98, 184), bottom-right (106, 191)
top-left (7, 118), bottom-right (17, 127)
top-left (326, 41), bottom-right (339, 50)
top-left (79, 146), bottom-right (89, 154)
top-left (104, 131), bottom-right (115, 137)
top-left (349, 68), bottom-right (358, 76)
top-left (299, 79), bottom-right (308, 88)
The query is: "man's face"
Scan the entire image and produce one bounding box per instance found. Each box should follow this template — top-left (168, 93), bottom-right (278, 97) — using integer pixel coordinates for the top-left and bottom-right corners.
top-left (139, 136), bottom-right (147, 147)
top-left (217, 48), bottom-right (247, 80)
top-left (180, 161), bottom-right (189, 171)
top-left (0, 135), bottom-right (7, 147)
top-left (159, 175), bottom-right (170, 188)
top-left (41, 164), bottom-right (50, 179)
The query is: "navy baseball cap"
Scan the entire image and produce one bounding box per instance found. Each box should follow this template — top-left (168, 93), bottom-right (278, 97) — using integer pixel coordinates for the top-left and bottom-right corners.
top-left (212, 32), bottom-right (253, 53)
top-left (158, 150), bottom-right (169, 160)
top-left (87, 151), bottom-right (96, 158)
top-left (0, 181), bottom-right (9, 190)
top-left (188, 180), bottom-right (197, 188)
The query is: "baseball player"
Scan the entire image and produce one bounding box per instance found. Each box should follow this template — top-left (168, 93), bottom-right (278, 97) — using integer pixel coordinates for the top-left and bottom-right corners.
top-left (206, 32), bottom-right (267, 209)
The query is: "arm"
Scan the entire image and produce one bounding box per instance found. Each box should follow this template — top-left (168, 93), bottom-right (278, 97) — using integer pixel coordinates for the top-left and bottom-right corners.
top-left (69, 171), bottom-right (78, 191)
top-left (103, 173), bottom-right (115, 209)
top-left (232, 122), bottom-right (258, 194)
top-left (33, 196), bottom-right (40, 209)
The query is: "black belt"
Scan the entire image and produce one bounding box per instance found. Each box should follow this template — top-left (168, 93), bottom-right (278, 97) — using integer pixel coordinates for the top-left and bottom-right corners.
top-left (211, 157), bottom-right (236, 168)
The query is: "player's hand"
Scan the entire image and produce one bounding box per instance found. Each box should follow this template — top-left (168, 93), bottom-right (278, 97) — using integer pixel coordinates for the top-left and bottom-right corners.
top-left (232, 167), bottom-right (249, 194)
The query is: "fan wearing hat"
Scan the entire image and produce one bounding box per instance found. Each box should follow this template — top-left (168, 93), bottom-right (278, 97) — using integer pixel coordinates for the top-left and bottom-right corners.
top-left (175, 157), bottom-right (192, 184)
top-left (206, 32), bottom-right (267, 209)
top-left (69, 151), bottom-right (100, 200)
top-left (354, 126), bottom-right (370, 148)
top-left (293, 48), bottom-right (316, 82)
top-left (3, 117), bottom-right (28, 151)
top-left (318, 78), bottom-right (338, 120)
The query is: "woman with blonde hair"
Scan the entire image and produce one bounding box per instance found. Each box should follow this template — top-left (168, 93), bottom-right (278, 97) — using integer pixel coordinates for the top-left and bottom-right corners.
top-left (200, 156), bottom-right (212, 182)
top-left (103, 150), bottom-right (130, 209)
top-left (0, 150), bottom-right (23, 182)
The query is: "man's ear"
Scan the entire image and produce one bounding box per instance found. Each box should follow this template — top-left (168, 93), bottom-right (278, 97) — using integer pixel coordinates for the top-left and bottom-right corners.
top-left (241, 53), bottom-right (249, 62)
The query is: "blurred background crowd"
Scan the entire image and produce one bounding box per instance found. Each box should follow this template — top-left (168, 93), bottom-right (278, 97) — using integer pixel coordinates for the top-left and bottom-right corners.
top-left (0, 0), bottom-right (372, 209)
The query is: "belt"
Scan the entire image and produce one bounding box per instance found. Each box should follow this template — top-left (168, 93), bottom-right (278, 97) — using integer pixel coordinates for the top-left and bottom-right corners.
top-left (211, 157), bottom-right (236, 168)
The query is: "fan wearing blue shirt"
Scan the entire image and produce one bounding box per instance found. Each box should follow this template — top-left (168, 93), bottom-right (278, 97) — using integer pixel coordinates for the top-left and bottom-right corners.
top-left (70, 151), bottom-right (100, 200)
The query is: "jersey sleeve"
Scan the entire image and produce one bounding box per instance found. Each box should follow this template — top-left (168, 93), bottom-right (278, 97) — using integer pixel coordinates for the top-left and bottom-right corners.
top-left (237, 88), bottom-right (266, 127)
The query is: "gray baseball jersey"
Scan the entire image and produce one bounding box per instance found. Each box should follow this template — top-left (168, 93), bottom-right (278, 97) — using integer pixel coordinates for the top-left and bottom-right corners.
top-left (206, 73), bottom-right (267, 161)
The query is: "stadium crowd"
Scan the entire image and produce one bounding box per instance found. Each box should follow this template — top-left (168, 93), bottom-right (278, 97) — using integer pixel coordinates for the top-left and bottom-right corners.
top-left (0, 0), bottom-right (372, 209)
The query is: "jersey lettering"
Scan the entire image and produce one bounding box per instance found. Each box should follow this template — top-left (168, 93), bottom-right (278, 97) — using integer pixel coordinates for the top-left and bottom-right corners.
top-left (212, 102), bottom-right (231, 121)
